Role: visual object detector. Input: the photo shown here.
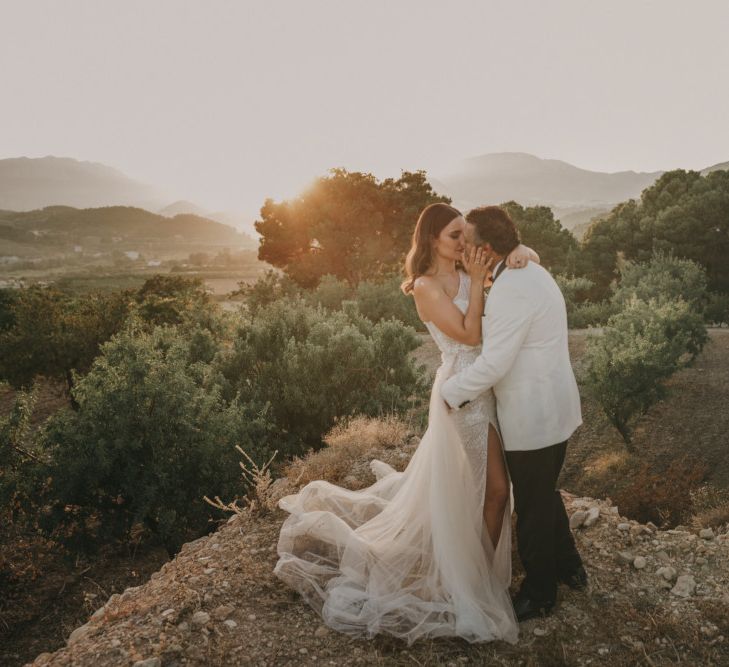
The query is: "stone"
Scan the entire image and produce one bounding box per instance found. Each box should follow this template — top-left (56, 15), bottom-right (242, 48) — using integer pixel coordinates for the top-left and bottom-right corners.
top-left (633, 556), bottom-right (647, 569)
top-left (533, 627), bottom-right (548, 636)
top-left (224, 619), bottom-right (238, 629)
top-left (570, 510), bottom-right (588, 529)
top-left (212, 604), bottom-right (235, 621)
top-left (617, 551), bottom-right (635, 565)
top-left (90, 606), bottom-right (106, 621)
top-left (671, 575), bottom-right (697, 598)
top-left (133, 659), bottom-right (161, 667)
top-left (656, 566), bottom-right (677, 582)
top-left (111, 639), bottom-right (121, 648)
top-left (191, 611), bottom-right (211, 626)
top-left (584, 507), bottom-right (601, 527)
top-left (68, 623), bottom-right (92, 645)
top-left (618, 523), bottom-right (631, 532)
top-left (700, 528), bottom-right (715, 540)
top-left (314, 624), bottom-right (330, 638)
top-left (247, 613), bottom-right (257, 621)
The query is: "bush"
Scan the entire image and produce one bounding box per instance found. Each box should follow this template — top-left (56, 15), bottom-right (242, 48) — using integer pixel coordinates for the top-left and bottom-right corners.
top-left (554, 275), bottom-right (617, 328)
top-left (612, 457), bottom-right (707, 527)
top-left (705, 292), bottom-right (729, 326)
top-left (215, 298), bottom-right (426, 457)
top-left (353, 275), bottom-right (423, 330)
top-left (613, 252), bottom-right (709, 314)
top-left (37, 322), bottom-right (275, 554)
top-left (233, 270), bottom-right (301, 315)
top-left (582, 297), bottom-right (708, 446)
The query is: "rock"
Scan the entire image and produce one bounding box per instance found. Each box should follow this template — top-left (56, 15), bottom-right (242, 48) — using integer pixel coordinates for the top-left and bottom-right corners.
top-left (617, 551), bottom-right (635, 565)
top-left (633, 556), bottom-right (647, 569)
top-left (132, 659), bottom-right (161, 667)
top-left (314, 624), bottom-right (330, 638)
top-left (700, 528), bottom-right (715, 540)
top-left (671, 575), bottom-right (697, 598)
top-left (111, 638), bottom-right (121, 648)
top-left (618, 523), bottom-right (631, 532)
top-left (584, 507), bottom-right (601, 527)
top-left (212, 604), bottom-right (235, 621)
top-left (655, 550), bottom-right (671, 564)
top-left (223, 619), bottom-right (238, 629)
top-left (67, 623), bottom-right (92, 645)
top-left (299, 647), bottom-right (309, 655)
top-left (177, 622), bottom-right (189, 632)
top-left (570, 510), bottom-right (588, 529)
top-left (656, 566), bottom-right (677, 582)
top-left (191, 611), bottom-right (210, 626)
top-left (247, 613), bottom-right (257, 621)
top-left (90, 606), bottom-right (106, 621)
top-left (533, 627), bottom-right (548, 636)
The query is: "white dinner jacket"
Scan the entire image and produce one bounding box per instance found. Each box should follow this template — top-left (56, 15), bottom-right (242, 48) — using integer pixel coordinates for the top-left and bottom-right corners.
top-left (440, 261), bottom-right (582, 451)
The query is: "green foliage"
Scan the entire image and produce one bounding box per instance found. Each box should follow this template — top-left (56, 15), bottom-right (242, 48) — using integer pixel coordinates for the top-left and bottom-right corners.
top-left (583, 297), bottom-right (707, 446)
top-left (705, 292), bottom-right (729, 326)
top-left (37, 323), bottom-right (273, 554)
top-left (612, 252), bottom-right (709, 314)
top-left (582, 169), bottom-right (729, 298)
top-left (215, 299), bottom-right (426, 455)
top-left (0, 286), bottom-right (131, 396)
top-left (233, 270), bottom-right (301, 315)
top-left (239, 270), bottom-right (424, 330)
top-left (501, 201), bottom-right (580, 275)
top-left (135, 274), bottom-right (219, 330)
top-left (255, 169), bottom-right (448, 287)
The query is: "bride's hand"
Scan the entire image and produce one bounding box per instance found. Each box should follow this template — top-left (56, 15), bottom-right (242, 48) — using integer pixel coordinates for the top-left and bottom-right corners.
top-left (506, 243), bottom-right (531, 269)
top-left (463, 246), bottom-right (493, 284)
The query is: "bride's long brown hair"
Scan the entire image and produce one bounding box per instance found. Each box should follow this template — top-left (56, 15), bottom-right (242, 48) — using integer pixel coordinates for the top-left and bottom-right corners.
top-left (401, 202), bottom-right (463, 295)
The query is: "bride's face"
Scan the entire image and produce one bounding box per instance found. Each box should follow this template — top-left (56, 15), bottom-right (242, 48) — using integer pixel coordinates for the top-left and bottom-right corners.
top-left (432, 216), bottom-right (466, 261)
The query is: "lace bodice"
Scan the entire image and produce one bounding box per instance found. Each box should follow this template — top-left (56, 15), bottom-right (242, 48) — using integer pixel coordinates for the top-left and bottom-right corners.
top-left (424, 271), bottom-right (482, 369)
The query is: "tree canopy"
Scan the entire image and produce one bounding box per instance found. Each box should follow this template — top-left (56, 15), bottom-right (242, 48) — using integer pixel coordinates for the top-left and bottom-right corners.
top-left (255, 169), bottom-right (448, 287)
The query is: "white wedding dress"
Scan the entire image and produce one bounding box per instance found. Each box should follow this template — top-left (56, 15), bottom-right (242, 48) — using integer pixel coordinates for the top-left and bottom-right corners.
top-left (274, 271), bottom-right (518, 645)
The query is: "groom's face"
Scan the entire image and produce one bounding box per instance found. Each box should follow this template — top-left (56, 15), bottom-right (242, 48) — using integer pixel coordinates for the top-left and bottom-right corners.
top-left (464, 222), bottom-right (495, 261)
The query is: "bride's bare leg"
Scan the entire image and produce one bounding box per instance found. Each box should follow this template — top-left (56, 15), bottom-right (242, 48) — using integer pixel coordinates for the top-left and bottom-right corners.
top-left (484, 424), bottom-right (509, 549)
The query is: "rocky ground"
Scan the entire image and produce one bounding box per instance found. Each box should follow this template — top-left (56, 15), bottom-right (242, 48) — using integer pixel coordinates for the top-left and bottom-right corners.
top-left (24, 492), bottom-right (729, 667)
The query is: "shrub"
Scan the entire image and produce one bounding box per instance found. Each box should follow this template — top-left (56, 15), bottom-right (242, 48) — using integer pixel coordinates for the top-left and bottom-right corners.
top-left (37, 322), bottom-right (275, 554)
top-left (613, 252), bottom-right (709, 314)
top-left (233, 269), bottom-right (301, 315)
top-left (554, 275), bottom-right (617, 328)
top-left (612, 457), bottom-right (707, 527)
top-left (582, 297), bottom-right (708, 446)
top-left (215, 299), bottom-right (426, 457)
top-left (353, 275), bottom-right (423, 330)
top-left (705, 292), bottom-right (729, 326)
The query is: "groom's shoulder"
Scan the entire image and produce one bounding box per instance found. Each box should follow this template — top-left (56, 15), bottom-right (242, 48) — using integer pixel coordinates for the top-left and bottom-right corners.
top-left (499, 262), bottom-right (550, 289)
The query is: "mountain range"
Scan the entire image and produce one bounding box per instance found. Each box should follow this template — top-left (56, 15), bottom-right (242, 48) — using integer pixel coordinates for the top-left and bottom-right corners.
top-left (1, 154), bottom-right (726, 240)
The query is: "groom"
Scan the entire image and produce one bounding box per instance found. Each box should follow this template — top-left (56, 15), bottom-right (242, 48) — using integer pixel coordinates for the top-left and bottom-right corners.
top-left (441, 205), bottom-right (586, 622)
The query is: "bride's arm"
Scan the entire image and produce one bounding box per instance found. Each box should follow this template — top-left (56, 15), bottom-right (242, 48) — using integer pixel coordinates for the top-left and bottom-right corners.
top-left (506, 244), bottom-right (540, 268)
top-left (414, 276), bottom-right (483, 346)
top-left (413, 249), bottom-right (490, 346)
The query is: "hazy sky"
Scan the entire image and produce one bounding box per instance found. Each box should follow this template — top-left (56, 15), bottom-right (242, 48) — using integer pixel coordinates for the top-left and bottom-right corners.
top-left (2, 0), bottom-right (729, 213)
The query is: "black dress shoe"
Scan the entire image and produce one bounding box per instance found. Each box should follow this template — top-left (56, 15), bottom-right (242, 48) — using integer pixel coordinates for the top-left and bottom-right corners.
top-left (559, 565), bottom-right (588, 590)
top-left (511, 593), bottom-right (555, 622)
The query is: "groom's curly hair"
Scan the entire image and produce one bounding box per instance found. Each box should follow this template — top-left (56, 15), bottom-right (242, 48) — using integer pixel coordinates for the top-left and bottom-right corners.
top-left (466, 206), bottom-right (520, 255)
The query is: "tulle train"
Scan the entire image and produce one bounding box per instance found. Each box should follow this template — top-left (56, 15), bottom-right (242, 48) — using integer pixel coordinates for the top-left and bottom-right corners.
top-left (273, 359), bottom-right (519, 645)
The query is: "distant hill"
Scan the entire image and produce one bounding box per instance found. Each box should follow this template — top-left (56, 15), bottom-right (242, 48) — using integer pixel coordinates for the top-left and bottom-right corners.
top-left (158, 202), bottom-right (257, 241)
top-left (0, 205), bottom-right (248, 256)
top-left (158, 200), bottom-right (208, 217)
top-left (701, 161), bottom-right (729, 175)
top-left (434, 152), bottom-right (664, 213)
top-left (0, 156), bottom-right (165, 211)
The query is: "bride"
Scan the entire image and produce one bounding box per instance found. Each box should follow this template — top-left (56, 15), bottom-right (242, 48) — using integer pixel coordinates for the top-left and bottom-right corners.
top-left (274, 202), bottom-right (538, 645)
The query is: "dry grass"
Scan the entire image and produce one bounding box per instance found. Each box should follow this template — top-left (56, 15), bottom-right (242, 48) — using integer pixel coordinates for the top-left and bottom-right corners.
top-left (282, 415), bottom-right (414, 490)
top-left (690, 485), bottom-right (729, 531)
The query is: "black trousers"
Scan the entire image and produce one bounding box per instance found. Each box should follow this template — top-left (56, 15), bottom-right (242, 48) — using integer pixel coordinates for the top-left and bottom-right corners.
top-left (505, 440), bottom-right (583, 603)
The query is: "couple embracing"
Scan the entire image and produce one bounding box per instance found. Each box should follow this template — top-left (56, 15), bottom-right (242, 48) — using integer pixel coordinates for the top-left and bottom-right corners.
top-left (274, 203), bottom-right (586, 644)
